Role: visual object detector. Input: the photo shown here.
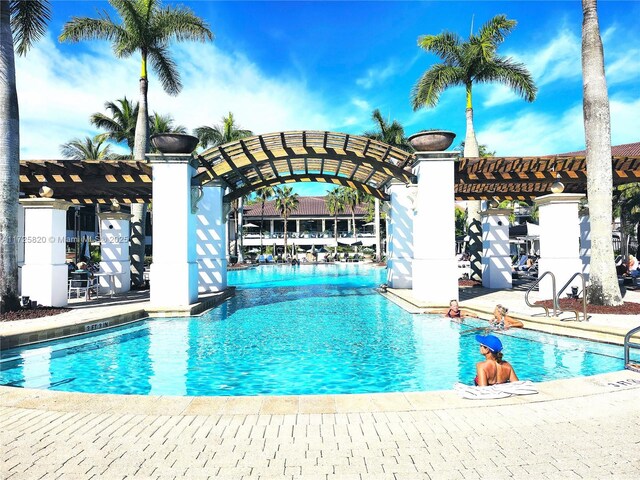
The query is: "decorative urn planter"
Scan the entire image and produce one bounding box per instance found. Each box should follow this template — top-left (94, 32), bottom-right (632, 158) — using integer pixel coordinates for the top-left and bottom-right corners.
top-left (408, 130), bottom-right (456, 152)
top-left (150, 133), bottom-right (199, 154)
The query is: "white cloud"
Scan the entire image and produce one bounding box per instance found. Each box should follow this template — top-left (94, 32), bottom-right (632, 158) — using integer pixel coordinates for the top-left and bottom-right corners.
top-left (351, 98), bottom-right (370, 111)
top-left (355, 61), bottom-right (398, 89)
top-left (15, 35), bottom-right (335, 158)
top-left (478, 94), bottom-right (640, 156)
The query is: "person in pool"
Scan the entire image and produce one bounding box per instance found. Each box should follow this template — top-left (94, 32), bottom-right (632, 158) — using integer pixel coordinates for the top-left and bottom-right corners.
top-left (474, 334), bottom-right (518, 386)
top-left (490, 304), bottom-right (524, 330)
top-left (443, 299), bottom-right (478, 321)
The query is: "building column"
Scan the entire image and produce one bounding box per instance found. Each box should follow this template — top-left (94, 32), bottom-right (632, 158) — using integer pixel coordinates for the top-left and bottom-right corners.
top-left (321, 219), bottom-right (326, 233)
top-left (98, 211), bottom-right (131, 294)
top-left (579, 208), bottom-right (591, 276)
top-left (20, 198), bottom-right (73, 307)
top-left (375, 198), bottom-right (381, 262)
top-left (148, 153), bottom-right (198, 306)
top-left (412, 152), bottom-right (458, 303)
top-left (270, 219), bottom-right (274, 236)
top-left (386, 181), bottom-right (414, 288)
top-left (17, 204), bottom-right (25, 295)
top-left (480, 208), bottom-right (512, 289)
top-left (535, 193), bottom-right (585, 299)
top-left (196, 181), bottom-right (228, 293)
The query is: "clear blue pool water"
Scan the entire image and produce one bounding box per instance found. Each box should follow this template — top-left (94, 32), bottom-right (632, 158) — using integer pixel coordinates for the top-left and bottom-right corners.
top-left (0, 264), bottom-right (624, 396)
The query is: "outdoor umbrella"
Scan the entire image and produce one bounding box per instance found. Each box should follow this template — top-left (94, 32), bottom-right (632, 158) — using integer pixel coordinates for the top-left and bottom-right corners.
top-left (243, 223), bottom-right (259, 228)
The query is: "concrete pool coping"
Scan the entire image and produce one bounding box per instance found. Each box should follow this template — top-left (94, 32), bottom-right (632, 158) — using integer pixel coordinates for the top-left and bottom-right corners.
top-left (1, 370), bottom-right (639, 416)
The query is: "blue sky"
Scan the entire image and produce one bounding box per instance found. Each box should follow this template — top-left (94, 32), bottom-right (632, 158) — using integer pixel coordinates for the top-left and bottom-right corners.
top-left (16, 1), bottom-right (640, 196)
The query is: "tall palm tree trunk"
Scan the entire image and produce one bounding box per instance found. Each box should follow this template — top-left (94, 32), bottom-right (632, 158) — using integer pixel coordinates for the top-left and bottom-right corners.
top-left (464, 102), bottom-right (482, 281)
top-left (283, 215), bottom-right (288, 255)
top-left (333, 214), bottom-right (338, 255)
top-left (582, 0), bottom-right (622, 305)
top-left (260, 202), bottom-right (265, 254)
top-left (130, 76), bottom-right (149, 288)
top-left (0, 2), bottom-right (20, 311)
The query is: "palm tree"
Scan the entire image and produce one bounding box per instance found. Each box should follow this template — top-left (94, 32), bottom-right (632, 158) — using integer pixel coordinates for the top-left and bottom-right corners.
top-left (411, 14), bottom-right (536, 156)
top-left (60, 0), bottom-right (213, 288)
top-left (274, 186), bottom-right (299, 255)
top-left (362, 109), bottom-right (413, 152)
top-left (60, 136), bottom-right (114, 160)
top-left (255, 186), bottom-right (274, 254)
top-left (582, 0), bottom-right (622, 305)
top-left (325, 188), bottom-right (346, 255)
top-left (340, 187), bottom-right (362, 241)
top-left (194, 112), bottom-right (253, 148)
top-left (412, 15), bottom-right (537, 281)
top-left (614, 183), bottom-right (640, 253)
top-left (91, 97), bottom-right (139, 155)
top-left (0, 1), bottom-right (51, 312)
top-left (149, 112), bottom-right (186, 135)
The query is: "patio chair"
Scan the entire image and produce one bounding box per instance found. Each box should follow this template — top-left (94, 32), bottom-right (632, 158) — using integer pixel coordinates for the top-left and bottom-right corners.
top-left (68, 272), bottom-right (99, 301)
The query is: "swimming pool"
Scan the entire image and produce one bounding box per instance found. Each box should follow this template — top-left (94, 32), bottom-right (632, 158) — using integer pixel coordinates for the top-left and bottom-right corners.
top-left (0, 264), bottom-right (624, 396)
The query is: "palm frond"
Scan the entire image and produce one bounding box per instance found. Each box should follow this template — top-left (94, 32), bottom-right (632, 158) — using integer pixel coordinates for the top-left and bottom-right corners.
top-left (476, 14), bottom-right (516, 46)
top-left (476, 56), bottom-right (537, 102)
top-left (411, 64), bottom-right (465, 110)
top-left (10, 0), bottom-right (51, 56)
top-left (59, 14), bottom-right (123, 45)
top-left (417, 31), bottom-right (461, 65)
top-left (152, 7), bottom-right (214, 43)
top-left (148, 43), bottom-right (181, 95)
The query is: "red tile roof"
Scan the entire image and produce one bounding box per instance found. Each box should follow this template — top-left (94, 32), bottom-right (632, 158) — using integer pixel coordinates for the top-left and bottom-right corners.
top-left (557, 142), bottom-right (640, 156)
top-left (244, 196), bottom-right (368, 218)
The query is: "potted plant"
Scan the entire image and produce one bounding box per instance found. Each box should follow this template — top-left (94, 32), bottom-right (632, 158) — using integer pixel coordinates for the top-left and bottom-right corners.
top-left (408, 129), bottom-right (456, 151)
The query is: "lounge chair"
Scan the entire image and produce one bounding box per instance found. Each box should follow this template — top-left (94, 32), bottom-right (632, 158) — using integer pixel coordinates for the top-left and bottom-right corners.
top-left (68, 272), bottom-right (99, 301)
top-left (265, 254), bottom-right (274, 263)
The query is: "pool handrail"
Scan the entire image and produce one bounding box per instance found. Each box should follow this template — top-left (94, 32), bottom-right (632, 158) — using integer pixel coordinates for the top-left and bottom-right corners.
top-left (525, 271), bottom-right (558, 317)
top-left (624, 325), bottom-right (640, 372)
top-left (555, 272), bottom-right (589, 322)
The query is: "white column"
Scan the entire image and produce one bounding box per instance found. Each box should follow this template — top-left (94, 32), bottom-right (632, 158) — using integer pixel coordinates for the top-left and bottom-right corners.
top-left (270, 219), bottom-right (274, 236)
top-left (237, 196), bottom-right (244, 262)
top-left (321, 219), bottom-right (326, 233)
top-left (386, 181), bottom-right (414, 288)
top-left (20, 198), bottom-right (73, 307)
top-left (535, 193), bottom-right (585, 299)
top-left (148, 154), bottom-right (198, 306)
top-left (412, 152), bottom-right (458, 303)
top-left (196, 182), bottom-right (228, 293)
top-left (98, 211), bottom-right (131, 294)
top-left (480, 208), bottom-right (512, 289)
top-left (296, 219), bottom-right (300, 234)
top-left (579, 208), bottom-right (591, 277)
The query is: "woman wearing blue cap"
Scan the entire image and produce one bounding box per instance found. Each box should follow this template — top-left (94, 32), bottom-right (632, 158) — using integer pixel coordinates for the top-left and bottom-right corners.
top-left (474, 334), bottom-right (518, 386)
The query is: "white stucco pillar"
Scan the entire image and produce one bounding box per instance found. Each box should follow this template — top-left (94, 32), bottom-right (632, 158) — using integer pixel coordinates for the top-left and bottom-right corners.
top-left (579, 208), bottom-right (591, 276)
top-left (535, 193), bottom-right (585, 299)
top-left (98, 211), bottom-right (131, 294)
top-left (480, 208), bottom-right (512, 289)
top-left (20, 198), bottom-right (73, 307)
top-left (196, 181), bottom-right (228, 293)
top-left (148, 154), bottom-right (199, 306)
top-left (412, 152), bottom-right (458, 304)
top-left (386, 181), bottom-right (414, 288)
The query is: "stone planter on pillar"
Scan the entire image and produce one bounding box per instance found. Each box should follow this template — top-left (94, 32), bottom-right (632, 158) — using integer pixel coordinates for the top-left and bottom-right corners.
top-left (535, 193), bottom-right (585, 299)
top-left (579, 208), bottom-right (591, 277)
top-left (19, 198), bottom-right (73, 307)
top-left (196, 181), bottom-right (228, 293)
top-left (411, 151), bottom-right (459, 304)
top-left (386, 181), bottom-right (414, 288)
top-left (148, 153), bottom-right (199, 307)
top-left (480, 208), bottom-right (512, 289)
top-left (98, 211), bottom-right (132, 294)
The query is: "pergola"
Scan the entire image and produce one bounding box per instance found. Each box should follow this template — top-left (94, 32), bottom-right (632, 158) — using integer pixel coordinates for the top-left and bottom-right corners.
top-left (19, 133), bottom-right (640, 202)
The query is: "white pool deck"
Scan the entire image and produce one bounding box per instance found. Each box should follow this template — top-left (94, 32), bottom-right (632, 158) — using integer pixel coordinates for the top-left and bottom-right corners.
top-left (1, 284), bottom-right (640, 479)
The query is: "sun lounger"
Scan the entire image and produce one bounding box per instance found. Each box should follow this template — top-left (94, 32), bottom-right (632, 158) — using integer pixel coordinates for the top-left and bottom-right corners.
top-left (454, 381), bottom-right (537, 400)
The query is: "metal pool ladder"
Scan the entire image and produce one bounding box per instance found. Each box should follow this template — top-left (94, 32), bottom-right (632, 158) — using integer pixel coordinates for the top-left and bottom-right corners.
top-left (624, 326), bottom-right (640, 373)
top-left (525, 271), bottom-right (558, 317)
